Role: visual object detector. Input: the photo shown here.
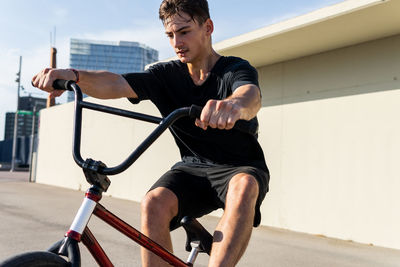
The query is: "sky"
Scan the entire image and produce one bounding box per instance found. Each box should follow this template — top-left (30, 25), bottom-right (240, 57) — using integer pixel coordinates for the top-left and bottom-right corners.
top-left (0, 0), bottom-right (344, 140)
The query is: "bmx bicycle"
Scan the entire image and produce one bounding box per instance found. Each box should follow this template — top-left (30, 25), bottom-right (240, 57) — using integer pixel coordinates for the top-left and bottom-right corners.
top-left (0, 80), bottom-right (257, 267)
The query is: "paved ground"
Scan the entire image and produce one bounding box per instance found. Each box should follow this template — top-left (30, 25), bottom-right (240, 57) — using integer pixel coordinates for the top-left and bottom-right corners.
top-left (1, 171), bottom-right (399, 267)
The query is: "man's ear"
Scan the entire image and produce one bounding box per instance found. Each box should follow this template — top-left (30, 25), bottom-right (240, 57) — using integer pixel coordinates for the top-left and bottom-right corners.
top-left (204, 18), bottom-right (214, 36)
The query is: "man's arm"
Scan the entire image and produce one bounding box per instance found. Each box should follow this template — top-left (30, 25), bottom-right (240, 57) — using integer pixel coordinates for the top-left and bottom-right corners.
top-left (195, 84), bottom-right (261, 130)
top-left (31, 68), bottom-right (137, 100)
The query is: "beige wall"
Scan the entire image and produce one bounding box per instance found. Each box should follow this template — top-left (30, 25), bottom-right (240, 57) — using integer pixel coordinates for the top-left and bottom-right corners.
top-left (36, 34), bottom-right (400, 249)
top-left (257, 34), bottom-right (400, 249)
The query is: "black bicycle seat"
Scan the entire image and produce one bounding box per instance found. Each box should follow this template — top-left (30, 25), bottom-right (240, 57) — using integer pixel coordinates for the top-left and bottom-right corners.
top-left (180, 216), bottom-right (213, 255)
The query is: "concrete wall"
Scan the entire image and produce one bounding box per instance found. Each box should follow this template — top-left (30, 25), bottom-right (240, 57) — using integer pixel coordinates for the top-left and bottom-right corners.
top-left (36, 34), bottom-right (400, 249)
top-left (257, 34), bottom-right (400, 249)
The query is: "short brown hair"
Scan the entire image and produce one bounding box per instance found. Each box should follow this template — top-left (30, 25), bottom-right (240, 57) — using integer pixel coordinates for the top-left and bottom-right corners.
top-left (159, 0), bottom-right (210, 25)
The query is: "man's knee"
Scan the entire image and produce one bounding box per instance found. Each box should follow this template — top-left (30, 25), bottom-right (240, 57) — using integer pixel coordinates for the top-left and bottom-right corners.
top-left (141, 187), bottom-right (178, 223)
top-left (227, 174), bottom-right (259, 206)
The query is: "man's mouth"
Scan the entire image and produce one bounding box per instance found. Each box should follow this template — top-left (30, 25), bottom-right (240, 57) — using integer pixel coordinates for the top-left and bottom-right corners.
top-left (177, 50), bottom-right (187, 56)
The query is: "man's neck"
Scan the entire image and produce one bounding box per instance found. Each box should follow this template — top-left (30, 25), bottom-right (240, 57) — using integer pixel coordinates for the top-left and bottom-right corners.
top-left (187, 50), bottom-right (221, 86)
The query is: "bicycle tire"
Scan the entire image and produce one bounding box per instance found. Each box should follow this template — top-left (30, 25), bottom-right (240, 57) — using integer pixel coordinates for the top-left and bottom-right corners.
top-left (0, 251), bottom-right (69, 267)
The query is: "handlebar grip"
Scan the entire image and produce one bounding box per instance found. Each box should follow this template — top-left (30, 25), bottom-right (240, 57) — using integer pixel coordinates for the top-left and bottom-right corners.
top-left (189, 105), bottom-right (202, 119)
top-left (189, 105), bottom-right (258, 136)
top-left (52, 79), bottom-right (74, 91)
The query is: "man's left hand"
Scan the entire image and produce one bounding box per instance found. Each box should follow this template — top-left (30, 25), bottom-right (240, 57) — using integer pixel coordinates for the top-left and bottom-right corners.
top-left (195, 99), bottom-right (241, 130)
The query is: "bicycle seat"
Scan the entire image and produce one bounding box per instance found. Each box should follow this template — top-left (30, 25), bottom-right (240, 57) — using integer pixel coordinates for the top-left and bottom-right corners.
top-left (180, 216), bottom-right (213, 255)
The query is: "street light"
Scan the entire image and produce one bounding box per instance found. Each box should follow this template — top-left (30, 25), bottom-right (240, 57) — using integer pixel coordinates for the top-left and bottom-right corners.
top-left (10, 56), bottom-right (22, 172)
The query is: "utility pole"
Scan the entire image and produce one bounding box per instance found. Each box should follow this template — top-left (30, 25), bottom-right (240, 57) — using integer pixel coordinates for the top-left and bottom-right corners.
top-left (10, 56), bottom-right (22, 172)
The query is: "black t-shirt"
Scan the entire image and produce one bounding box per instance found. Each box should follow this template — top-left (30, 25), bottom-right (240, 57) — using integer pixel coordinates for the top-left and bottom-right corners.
top-left (122, 56), bottom-right (268, 172)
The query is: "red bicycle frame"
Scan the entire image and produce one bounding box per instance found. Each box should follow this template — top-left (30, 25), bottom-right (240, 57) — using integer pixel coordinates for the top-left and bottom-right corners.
top-left (64, 191), bottom-right (190, 267)
top-left (86, 204), bottom-right (188, 267)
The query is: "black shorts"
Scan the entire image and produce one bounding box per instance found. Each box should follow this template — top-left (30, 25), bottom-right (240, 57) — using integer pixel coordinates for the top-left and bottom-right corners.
top-left (149, 157), bottom-right (270, 230)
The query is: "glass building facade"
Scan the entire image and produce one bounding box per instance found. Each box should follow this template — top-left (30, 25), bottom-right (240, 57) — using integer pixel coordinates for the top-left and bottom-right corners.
top-left (67, 39), bottom-right (158, 102)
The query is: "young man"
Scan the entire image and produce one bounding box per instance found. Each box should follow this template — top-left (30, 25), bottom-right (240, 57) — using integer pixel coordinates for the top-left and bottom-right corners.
top-left (32, 1), bottom-right (269, 266)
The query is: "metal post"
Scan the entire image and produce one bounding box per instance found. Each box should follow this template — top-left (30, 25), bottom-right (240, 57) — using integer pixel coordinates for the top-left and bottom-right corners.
top-left (10, 56), bottom-right (22, 172)
top-left (29, 106), bottom-right (37, 182)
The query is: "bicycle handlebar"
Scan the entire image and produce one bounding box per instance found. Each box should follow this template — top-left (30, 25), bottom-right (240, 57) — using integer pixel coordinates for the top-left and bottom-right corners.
top-left (52, 79), bottom-right (257, 176)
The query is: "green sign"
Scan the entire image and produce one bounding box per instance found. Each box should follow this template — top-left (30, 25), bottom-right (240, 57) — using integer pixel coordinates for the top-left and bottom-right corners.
top-left (17, 110), bottom-right (39, 116)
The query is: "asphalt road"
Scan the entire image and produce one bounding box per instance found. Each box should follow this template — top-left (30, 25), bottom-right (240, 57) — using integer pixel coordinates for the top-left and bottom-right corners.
top-left (0, 171), bottom-right (399, 267)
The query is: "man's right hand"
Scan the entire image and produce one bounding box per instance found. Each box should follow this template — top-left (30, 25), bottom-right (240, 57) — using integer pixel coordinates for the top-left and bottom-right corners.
top-left (32, 68), bottom-right (77, 98)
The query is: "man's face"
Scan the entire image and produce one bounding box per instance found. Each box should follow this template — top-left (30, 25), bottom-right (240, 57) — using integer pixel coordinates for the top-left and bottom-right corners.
top-left (164, 13), bottom-right (211, 64)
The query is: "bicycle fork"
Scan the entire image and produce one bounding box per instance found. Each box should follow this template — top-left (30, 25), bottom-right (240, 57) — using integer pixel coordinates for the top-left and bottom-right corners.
top-left (57, 186), bottom-right (112, 266)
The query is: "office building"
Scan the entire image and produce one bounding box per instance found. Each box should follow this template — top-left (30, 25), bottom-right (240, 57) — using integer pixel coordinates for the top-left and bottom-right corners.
top-left (67, 39), bottom-right (159, 102)
top-left (3, 96), bottom-right (47, 140)
top-left (1, 96), bottom-right (46, 167)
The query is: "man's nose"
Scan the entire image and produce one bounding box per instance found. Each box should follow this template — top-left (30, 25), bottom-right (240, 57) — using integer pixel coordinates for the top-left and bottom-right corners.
top-left (172, 35), bottom-right (182, 49)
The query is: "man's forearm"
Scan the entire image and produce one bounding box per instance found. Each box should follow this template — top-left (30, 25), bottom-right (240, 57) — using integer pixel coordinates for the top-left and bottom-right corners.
top-left (32, 68), bottom-right (138, 100)
top-left (76, 70), bottom-right (137, 99)
top-left (228, 84), bottom-right (261, 121)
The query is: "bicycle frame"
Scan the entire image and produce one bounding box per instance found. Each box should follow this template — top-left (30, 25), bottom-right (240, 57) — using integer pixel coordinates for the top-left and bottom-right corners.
top-left (59, 187), bottom-right (190, 267)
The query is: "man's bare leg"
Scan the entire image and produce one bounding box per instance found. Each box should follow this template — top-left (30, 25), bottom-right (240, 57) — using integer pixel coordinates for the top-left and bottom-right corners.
top-left (141, 187), bottom-right (179, 267)
top-left (208, 174), bottom-right (259, 267)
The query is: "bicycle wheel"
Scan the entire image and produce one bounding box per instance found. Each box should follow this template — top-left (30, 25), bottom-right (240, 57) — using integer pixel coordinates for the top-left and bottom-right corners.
top-left (0, 251), bottom-right (68, 267)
